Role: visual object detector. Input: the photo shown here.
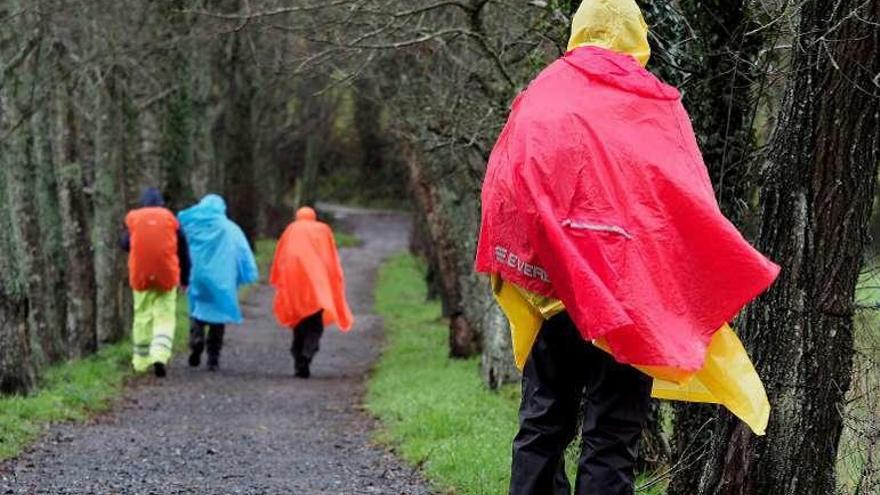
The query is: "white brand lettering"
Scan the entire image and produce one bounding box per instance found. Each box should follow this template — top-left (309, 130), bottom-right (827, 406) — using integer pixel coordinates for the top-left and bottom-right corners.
top-left (494, 245), bottom-right (550, 283)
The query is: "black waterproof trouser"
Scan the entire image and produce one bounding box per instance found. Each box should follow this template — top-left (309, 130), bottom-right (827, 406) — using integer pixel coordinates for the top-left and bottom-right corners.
top-left (190, 318), bottom-right (226, 364)
top-left (510, 312), bottom-right (652, 495)
top-left (291, 311), bottom-right (324, 373)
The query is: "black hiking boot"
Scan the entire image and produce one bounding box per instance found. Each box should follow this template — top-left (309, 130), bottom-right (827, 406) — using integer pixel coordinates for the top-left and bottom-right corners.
top-left (188, 350), bottom-right (201, 368)
top-left (189, 319), bottom-right (206, 368)
top-left (153, 362), bottom-right (167, 378)
top-left (294, 362), bottom-right (310, 379)
top-left (207, 355), bottom-right (219, 372)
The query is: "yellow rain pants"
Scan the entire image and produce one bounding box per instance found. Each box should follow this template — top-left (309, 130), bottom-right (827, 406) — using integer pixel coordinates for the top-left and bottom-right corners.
top-left (131, 290), bottom-right (176, 372)
top-left (491, 276), bottom-right (770, 435)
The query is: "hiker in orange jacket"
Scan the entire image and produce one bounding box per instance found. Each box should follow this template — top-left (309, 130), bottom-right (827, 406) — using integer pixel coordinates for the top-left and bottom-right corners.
top-left (270, 207), bottom-right (354, 378)
top-left (121, 188), bottom-right (190, 377)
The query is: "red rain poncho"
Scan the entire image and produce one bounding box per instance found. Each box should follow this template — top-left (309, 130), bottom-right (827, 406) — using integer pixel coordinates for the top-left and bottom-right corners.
top-left (270, 207), bottom-right (354, 331)
top-left (475, 46), bottom-right (780, 372)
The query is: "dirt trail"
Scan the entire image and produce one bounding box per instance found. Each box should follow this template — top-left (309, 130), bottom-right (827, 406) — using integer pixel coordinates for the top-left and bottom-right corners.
top-left (1, 208), bottom-right (429, 495)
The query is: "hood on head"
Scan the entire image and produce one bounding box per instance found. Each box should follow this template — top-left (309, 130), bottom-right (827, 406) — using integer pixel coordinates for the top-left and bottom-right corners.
top-left (296, 207), bottom-right (317, 221)
top-left (140, 187), bottom-right (165, 207)
top-left (198, 194), bottom-right (227, 215)
top-left (568, 0), bottom-right (650, 67)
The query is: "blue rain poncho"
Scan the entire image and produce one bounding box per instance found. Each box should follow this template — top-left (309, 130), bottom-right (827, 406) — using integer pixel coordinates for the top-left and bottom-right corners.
top-left (178, 195), bottom-right (258, 324)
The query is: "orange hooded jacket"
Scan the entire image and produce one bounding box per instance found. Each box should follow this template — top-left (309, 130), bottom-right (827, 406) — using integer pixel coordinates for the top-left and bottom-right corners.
top-left (270, 207), bottom-right (354, 331)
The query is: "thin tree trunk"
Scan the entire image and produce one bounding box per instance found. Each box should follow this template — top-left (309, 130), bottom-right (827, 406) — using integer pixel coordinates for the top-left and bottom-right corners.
top-left (52, 51), bottom-right (97, 358)
top-left (93, 68), bottom-right (133, 345)
top-left (404, 142), bottom-right (519, 385)
top-left (667, 403), bottom-right (716, 495)
top-left (294, 136), bottom-right (320, 210)
top-left (405, 146), bottom-right (479, 357)
top-left (637, 401), bottom-right (672, 475)
top-left (698, 2), bottom-right (880, 493)
top-left (2, 33), bottom-right (50, 368)
top-left (31, 73), bottom-right (69, 363)
top-left (214, 9), bottom-right (258, 241)
top-left (0, 137), bottom-right (35, 394)
top-left (160, 81), bottom-right (195, 209)
top-left (0, 292), bottom-right (34, 395)
top-left (479, 301), bottom-right (516, 388)
top-left (0, 5), bottom-right (41, 391)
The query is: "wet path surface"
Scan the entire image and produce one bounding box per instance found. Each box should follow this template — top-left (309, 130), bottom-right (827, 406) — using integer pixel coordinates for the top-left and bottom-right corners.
top-left (1, 208), bottom-right (429, 494)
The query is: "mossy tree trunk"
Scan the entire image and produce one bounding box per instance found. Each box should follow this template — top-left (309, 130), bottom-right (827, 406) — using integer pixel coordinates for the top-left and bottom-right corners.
top-left (697, 1), bottom-right (880, 493)
top-left (31, 65), bottom-right (69, 362)
top-left (93, 67), bottom-right (134, 345)
top-left (51, 43), bottom-right (98, 359)
top-left (0, 104), bottom-right (36, 393)
top-left (159, 0), bottom-right (196, 210)
top-left (293, 136), bottom-right (320, 210)
top-left (2, 24), bottom-right (54, 368)
top-left (213, 0), bottom-right (258, 241)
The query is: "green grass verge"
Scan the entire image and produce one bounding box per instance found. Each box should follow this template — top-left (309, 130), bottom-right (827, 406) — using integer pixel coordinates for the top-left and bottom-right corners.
top-left (369, 253), bottom-right (520, 494)
top-left (0, 342), bottom-right (130, 460)
top-left (335, 231), bottom-right (361, 248)
top-left (837, 273), bottom-right (880, 493)
top-left (369, 253), bottom-right (666, 494)
top-left (0, 295), bottom-right (191, 462)
top-left (255, 238), bottom-right (278, 278)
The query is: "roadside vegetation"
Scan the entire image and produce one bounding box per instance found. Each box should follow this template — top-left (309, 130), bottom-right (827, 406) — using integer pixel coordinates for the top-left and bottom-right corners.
top-left (0, 299), bottom-right (189, 462)
top-left (369, 254), bottom-right (666, 494)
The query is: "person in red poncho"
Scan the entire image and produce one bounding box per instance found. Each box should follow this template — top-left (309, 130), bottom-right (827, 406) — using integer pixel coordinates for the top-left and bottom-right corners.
top-left (270, 207), bottom-right (353, 378)
top-left (475, 1), bottom-right (779, 493)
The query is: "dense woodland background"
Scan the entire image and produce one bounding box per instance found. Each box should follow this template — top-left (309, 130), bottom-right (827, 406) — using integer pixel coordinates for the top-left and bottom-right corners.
top-left (1, 1), bottom-right (879, 493)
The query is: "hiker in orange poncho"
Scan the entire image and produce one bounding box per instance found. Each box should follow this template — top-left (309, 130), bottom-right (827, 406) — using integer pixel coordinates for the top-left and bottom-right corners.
top-left (270, 207), bottom-right (353, 378)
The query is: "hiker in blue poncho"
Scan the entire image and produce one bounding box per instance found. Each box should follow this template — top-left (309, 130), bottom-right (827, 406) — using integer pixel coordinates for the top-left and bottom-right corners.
top-left (178, 194), bottom-right (259, 371)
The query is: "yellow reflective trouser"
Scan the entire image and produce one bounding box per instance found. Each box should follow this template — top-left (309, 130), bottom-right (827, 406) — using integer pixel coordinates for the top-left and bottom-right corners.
top-left (131, 289), bottom-right (176, 372)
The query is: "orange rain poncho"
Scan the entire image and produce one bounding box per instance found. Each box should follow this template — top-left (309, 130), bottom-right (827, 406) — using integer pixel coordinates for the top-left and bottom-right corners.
top-left (270, 207), bottom-right (354, 331)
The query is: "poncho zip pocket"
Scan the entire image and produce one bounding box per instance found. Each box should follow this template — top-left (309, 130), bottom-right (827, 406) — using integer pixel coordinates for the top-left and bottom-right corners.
top-left (561, 219), bottom-right (633, 240)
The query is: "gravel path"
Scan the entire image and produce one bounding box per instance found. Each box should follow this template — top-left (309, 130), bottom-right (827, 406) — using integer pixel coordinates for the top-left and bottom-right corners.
top-left (0, 209), bottom-right (430, 495)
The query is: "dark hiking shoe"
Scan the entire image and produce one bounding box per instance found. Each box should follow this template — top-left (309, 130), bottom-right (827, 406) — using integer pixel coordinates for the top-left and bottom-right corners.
top-left (294, 364), bottom-right (310, 379)
top-left (153, 362), bottom-right (167, 378)
top-left (188, 351), bottom-right (201, 368)
top-left (207, 356), bottom-right (219, 372)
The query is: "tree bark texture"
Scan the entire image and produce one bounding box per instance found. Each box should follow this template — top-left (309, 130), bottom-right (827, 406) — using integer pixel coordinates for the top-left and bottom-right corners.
top-left (2, 32), bottom-right (53, 367)
top-left (404, 142), bottom-right (519, 386)
top-left (215, 19), bottom-right (258, 242)
top-left (159, 1), bottom-right (196, 210)
top-left (52, 49), bottom-right (97, 359)
top-left (0, 293), bottom-right (34, 395)
top-left (637, 400), bottom-right (672, 475)
top-left (0, 112), bottom-right (36, 394)
top-left (294, 136), bottom-right (320, 210)
top-left (93, 69), bottom-right (133, 345)
top-left (698, 1), bottom-right (880, 493)
top-left (666, 403), bottom-right (717, 495)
